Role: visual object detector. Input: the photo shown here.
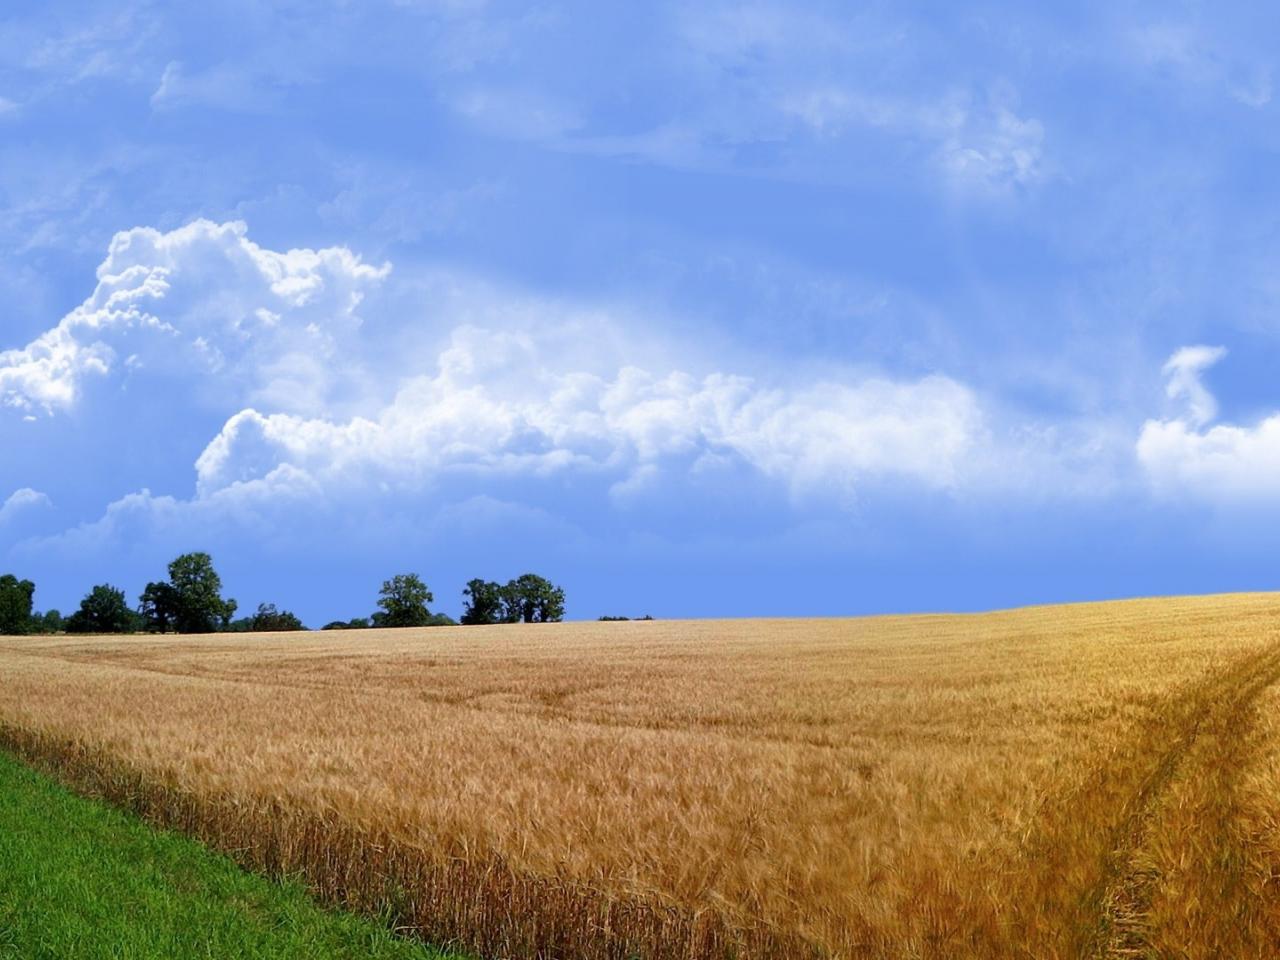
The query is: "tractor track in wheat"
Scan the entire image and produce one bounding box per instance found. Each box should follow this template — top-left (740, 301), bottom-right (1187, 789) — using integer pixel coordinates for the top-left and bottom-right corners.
top-left (1081, 640), bottom-right (1280, 958)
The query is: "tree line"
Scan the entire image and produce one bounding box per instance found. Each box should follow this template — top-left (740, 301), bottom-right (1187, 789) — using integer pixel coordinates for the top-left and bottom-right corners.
top-left (0, 553), bottom-right (570, 636)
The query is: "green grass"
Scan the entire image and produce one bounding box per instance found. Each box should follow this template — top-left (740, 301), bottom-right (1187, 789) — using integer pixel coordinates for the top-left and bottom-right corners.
top-left (0, 751), bottom-right (459, 960)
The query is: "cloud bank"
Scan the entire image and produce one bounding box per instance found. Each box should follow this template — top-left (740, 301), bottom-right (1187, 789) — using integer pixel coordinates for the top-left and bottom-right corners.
top-left (3, 221), bottom-right (1000, 555)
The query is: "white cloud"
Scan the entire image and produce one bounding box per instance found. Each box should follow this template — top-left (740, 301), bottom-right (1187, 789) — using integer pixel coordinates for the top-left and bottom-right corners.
top-left (1161, 345), bottom-right (1226, 427)
top-left (1137, 346), bottom-right (1280, 500)
top-left (193, 324), bottom-right (983, 502)
top-left (0, 219), bottom-right (390, 415)
top-left (9, 219), bottom-right (1010, 559)
top-left (0, 488), bottom-right (51, 525)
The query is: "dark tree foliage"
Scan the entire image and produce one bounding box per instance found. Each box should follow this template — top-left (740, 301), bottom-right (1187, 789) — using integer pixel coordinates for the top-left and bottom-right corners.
top-left (137, 554), bottom-right (237, 634)
top-left (138, 581), bottom-right (180, 633)
top-left (247, 603), bottom-right (306, 632)
top-left (321, 618), bottom-right (370, 631)
top-left (461, 574), bottom-right (566, 625)
top-left (599, 616), bottom-right (631, 621)
top-left (461, 579), bottom-right (507, 625)
top-left (372, 574), bottom-right (434, 628)
top-left (31, 609), bottom-right (63, 634)
top-left (502, 573), bottom-right (566, 624)
top-left (65, 584), bottom-right (139, 635)
top-left (0, 574), bottom-right (35, 636)
top-left (162, 553), bottom-right (237, 634)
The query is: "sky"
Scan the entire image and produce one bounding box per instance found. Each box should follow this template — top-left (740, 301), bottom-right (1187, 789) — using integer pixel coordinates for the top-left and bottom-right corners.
top-left (3, 1), bottom-right (1280, 625)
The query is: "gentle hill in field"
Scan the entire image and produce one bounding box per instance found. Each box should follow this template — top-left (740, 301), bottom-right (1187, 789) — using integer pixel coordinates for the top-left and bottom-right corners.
top-left (2, 592), bottom-right (1279, 958)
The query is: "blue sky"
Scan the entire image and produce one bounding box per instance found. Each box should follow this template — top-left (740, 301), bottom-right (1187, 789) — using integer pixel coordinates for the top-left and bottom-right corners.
top-left (3, 1), bottom-right (1280, 625)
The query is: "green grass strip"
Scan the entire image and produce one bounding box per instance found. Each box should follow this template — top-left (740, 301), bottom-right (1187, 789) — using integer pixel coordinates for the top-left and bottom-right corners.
top-left (0, 750), bottom-right (460, 960)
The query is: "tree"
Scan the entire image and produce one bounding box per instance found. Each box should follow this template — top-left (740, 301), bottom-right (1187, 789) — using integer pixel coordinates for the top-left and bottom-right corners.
top-left (373, 573), bottom-right (434, 628)
top-left (501, 574), bottom-right (565, 624)
top-left (33, 609), bottom-right (63, 634)
top-left (321, 618), bottom-right (370, 631)
top-left (139, 581), bottom-right (180, 633)
top-left (461, 579), bottom-right (507, 625)
top-left (248, 602), bottom-right (305, 632)
top-left (65, 584), bottom-right (138, 634)
top-left (144, 553), bottom-right (237, 634)
top-left (0, 574), bottom-right (35, 635)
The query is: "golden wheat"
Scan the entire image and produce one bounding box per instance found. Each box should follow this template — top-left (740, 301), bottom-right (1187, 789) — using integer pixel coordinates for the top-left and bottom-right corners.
top-left (2, 593), bottom-right (1280, 958)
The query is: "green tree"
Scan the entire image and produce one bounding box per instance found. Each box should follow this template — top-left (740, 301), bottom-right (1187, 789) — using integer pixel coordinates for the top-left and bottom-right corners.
top-left (155, 553), bottom-right (238, 634)
top-left (461, 579), bottom-right (507, 625)
top-left (248, 603), bottom-right (306, 632)
top-left (0, 574), bottom-right (35, 635)
top-left (65, 585), bottom-right (138, 634)
top-left (321, 618), bottom-right (370, 631)
top-left (372, 574), bottom-right (434, 628)
top-left (33, 609), bottom-right (63, 634)
top-left (501, 574), bottom-right (566, 624)
top-left (138, 582), bottom-right (180, 633)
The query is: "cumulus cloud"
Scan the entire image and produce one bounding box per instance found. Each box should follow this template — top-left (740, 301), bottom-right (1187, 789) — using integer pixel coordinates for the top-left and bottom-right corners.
top-left (193, 324), bottom-right (983, 502)
top-left (0, 488), bottom-right (51, 525)
top-left (1137, 346), bottom-right (1280, 500)
top-left (9, 219), bottom-right (1005, 560)
top-left (0, 219), bottom-right (390, 415)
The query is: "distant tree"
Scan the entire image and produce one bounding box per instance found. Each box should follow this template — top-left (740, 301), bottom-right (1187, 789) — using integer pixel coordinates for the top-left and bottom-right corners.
top-left (599, 616), bottom-right (631, 622)
top-left (501, 574), bottom-right (566, 624)
top-left (321, 618), bottom-right (370, 631)
top-left (461, 579), bottom-right (507, 625)
top-left (0, 574), bottom-right (35, 635)
top-left (138, 581), bottom-right (180, 633)
top-left (164, 553), bottom-right (237, 634)
top-left (32, 609), bottom-right (63, 634)
top-left (65, 584), bottom-right (138, 634)
top-left (424, 612), bottom-right (457, 627)
top-left (373, 573), bottom-right (434, 628)
top-left (248, 602), bottom-right (305, 632)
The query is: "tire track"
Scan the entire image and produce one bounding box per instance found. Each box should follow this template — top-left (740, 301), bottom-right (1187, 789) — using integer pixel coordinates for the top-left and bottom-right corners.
top-left (1083, 640), bottom-right (1280, 958)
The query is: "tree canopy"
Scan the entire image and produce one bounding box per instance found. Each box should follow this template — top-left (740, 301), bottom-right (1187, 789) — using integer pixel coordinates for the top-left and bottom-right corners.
top-left (461, 574), bottom-right (566, 625)
top-left (0, 574), bottom-right (35, 636)
top-left (505, 573), bottom-right (566, 623)
top-left (460, 578), bottom-right (507, 625)
top-left (65, 584), bottom-right (139, 635)
top-left (373, 574), bottom-right (434, 628)
top-left (247, 603), bottom-right (305, 632)
top-left (141, 553), bottom-right (237, 634)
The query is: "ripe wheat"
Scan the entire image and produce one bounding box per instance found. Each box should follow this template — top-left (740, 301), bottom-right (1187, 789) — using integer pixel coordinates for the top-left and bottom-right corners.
top-left (2, 593), bottom-right (1279, 958)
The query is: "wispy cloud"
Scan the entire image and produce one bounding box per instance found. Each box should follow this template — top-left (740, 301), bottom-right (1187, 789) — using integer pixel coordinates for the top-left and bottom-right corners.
top-left (1137, 346), bottom-right (1280, 501)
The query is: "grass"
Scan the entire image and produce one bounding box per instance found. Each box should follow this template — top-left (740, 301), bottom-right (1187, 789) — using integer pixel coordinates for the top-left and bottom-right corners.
top-left (2, 593), bottom-right (1280, 957)
top-left (0, 750), bottom-right (455, 960)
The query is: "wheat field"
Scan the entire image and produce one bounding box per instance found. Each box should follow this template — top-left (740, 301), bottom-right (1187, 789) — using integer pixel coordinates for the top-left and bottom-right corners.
top-left (2, 594), bottom-right (1280, 958)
